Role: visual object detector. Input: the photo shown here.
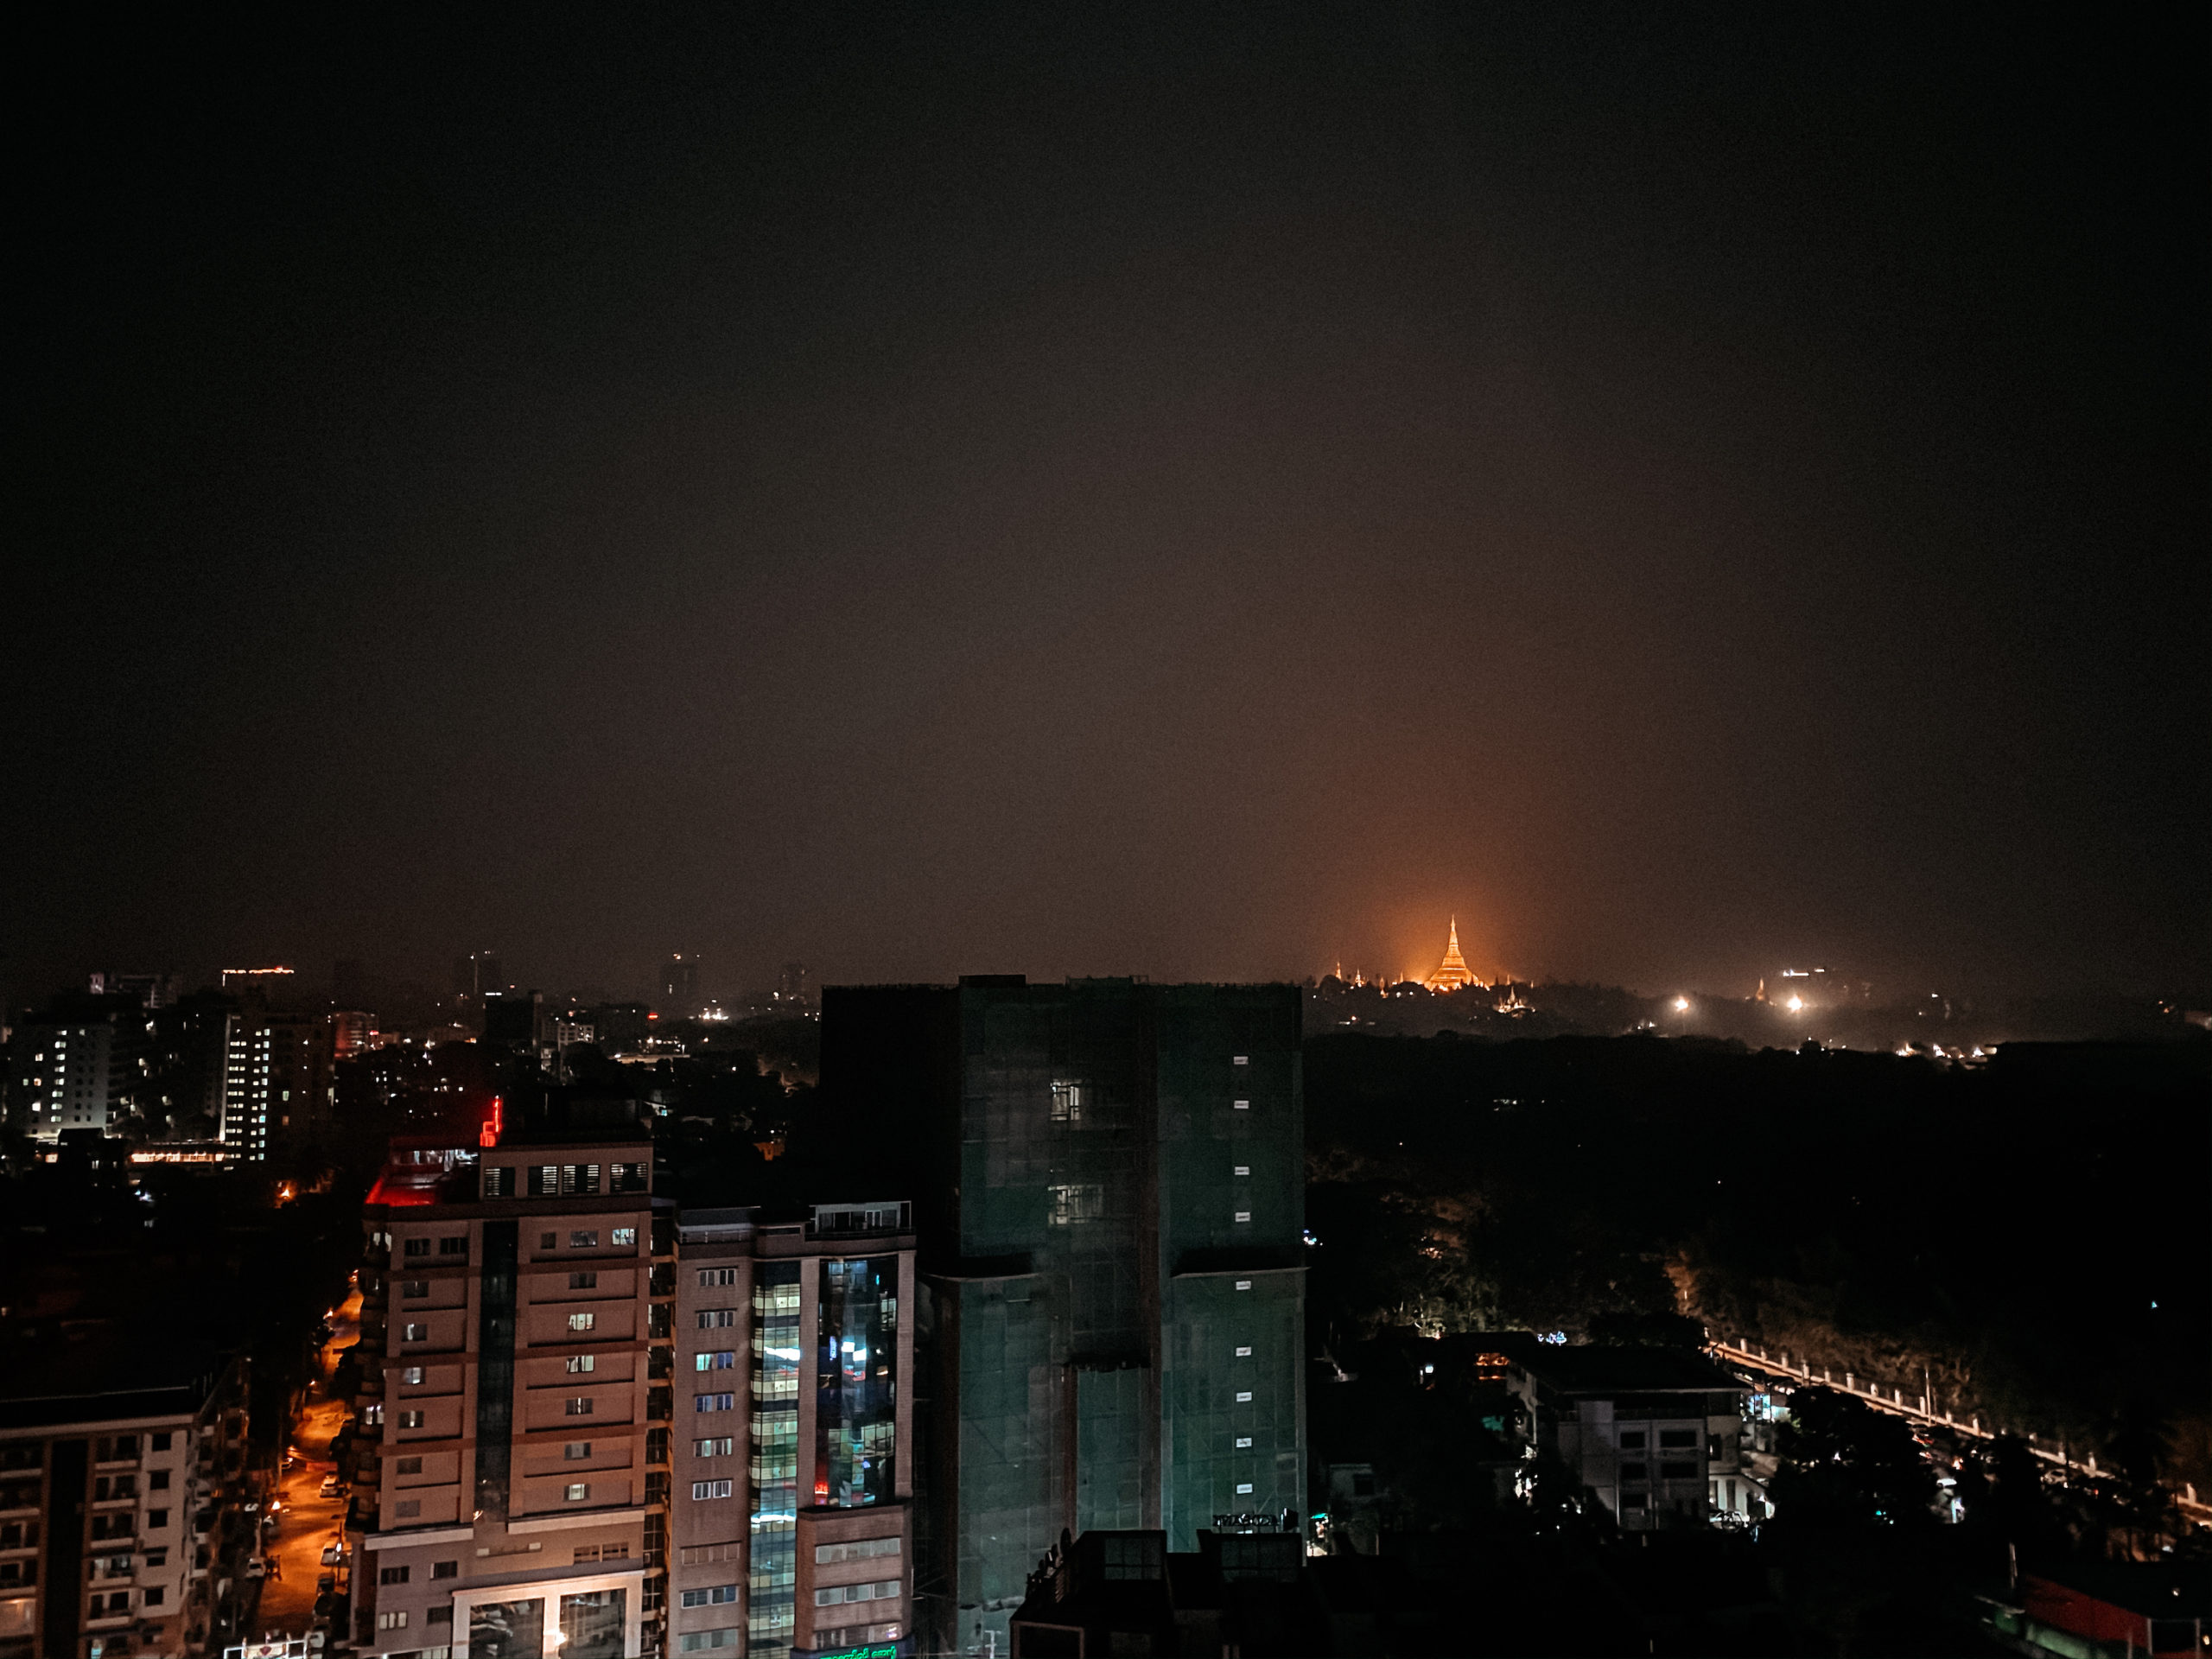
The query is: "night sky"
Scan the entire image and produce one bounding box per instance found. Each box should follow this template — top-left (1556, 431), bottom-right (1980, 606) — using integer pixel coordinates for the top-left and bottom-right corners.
top-left (9, 6), bottom-right (2206, 1004)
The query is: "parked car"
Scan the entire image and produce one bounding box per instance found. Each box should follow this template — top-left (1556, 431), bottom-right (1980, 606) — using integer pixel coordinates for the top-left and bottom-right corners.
top-left (245, 1558), bottom-right (266, 1579)
top-left (321, 1545), bottom-right (343, 1567)
top-left (318, 1476), bottom-right (340, 1497)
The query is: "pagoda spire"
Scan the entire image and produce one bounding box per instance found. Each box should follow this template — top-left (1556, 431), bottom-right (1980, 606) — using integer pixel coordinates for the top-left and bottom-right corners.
top-left (1424, 915), bottom-right (1481, 992)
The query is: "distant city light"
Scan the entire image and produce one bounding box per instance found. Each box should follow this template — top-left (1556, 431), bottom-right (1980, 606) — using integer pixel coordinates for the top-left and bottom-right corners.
top-left (1674, 996), bottom-right (1690, 1012)
top-left (1785, 995), bottom-right (1804, 1012)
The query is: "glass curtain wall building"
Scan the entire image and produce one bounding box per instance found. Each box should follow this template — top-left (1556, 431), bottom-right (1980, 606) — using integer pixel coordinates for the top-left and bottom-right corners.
top-left (670, 1205), bottom-right (916, 1659)
top-left (819, 978), bottom-right (1306, 1659)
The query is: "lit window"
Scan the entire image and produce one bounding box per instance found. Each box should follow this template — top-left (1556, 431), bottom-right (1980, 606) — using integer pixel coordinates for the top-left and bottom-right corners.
top-left (402, 1366), bottom-right (425, 1385)
top-left (693, 1437), bottom-right (734, 1457)
top-left (696, 1310), bottom-right (736, 1329)
top-left (1232, 1099), bottom-right (1250, 1111)
top-left (1233, 1211), bottom-right (1251, 1223)
top-left (1236, 1482), bottom-right (1254, 1495)
top-left (1049, 1079), bottom-right (1084, 1122)
top-left (695, 1351), bottom-right (734, 1371)
top-left (694, 1393), bottom-right (734, 1413)
top-left (1233, 1280), bottom-right (1251, 1291)
top-left (690, 1479), bottom-right (734, 1501)
top-left (377, 1611), bottom-right (408, 1630)
top-left (1233, 1166), bottom-right (1249, 1177)
top-left (564, 1443), bottom-right (592, 1460)
top-left (398, 1411), bottom-right (424, 1429)
top-left (1235, 1391), bottom-right (1252, 1403)
top-left (1235, 1436), bottom-right (1252, 1448)
top-left (569, 1230), bottom-right (599, 1249)
top-left (1046, 1183), bottom-right (1103, 1226)
top-left (567, 1312), bottom-right (595, 1332)
top-left (611, 1227), bottom-right (637, 1245)
top-left (1234, 1346), bottom-right (1251, 1357)
top-left (565, 1483), bottom-right (590, 1503)
top-left (565, 1398), bottom-right (594, 1416)
top-left (403, 1323), bottom-right (428, 1341)
top-left (566, 1356), bottom-right (596, 1375)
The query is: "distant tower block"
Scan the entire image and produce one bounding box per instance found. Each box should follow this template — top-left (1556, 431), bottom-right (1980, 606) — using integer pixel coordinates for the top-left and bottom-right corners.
top-left (1424, 917), bottom-right (1484, 992)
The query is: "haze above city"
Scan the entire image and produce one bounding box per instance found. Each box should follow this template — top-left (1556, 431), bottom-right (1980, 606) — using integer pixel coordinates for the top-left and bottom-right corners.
top-left (8, 8), bottom-right (2205, 1008)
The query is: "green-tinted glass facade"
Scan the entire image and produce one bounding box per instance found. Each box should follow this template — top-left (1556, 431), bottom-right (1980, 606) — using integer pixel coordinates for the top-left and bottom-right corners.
top-left (822, 979), bottom-right (1304, 1658)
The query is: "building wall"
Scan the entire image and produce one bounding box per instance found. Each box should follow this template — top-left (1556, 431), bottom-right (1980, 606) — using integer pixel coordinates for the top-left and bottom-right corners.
top-left (354, 1141), bottom-right (660, 1659)
top-left (0, 1363), bottom-right (247, 1659)
top-left (12, 1018), bottom-right (131, 1141)
top-left (666, 1212), bottom-right (915, 1659)
top-left (825, 979), bottom-right (1306, 1659)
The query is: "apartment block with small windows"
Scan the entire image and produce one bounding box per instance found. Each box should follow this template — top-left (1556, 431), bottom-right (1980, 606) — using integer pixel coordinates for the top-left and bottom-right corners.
top-left (7, 997), bottom-right (145, 1142)
top-left (0, 1334), bottom-right (249, 1659)
top-left (352, 1113), bottom-right (665, 1659)
top-left (669, 1203), bottom-right (915, 1659)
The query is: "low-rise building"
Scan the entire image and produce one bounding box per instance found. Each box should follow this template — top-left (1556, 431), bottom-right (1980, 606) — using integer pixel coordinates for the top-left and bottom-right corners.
top-left (1504, 1347), bottom-right (1749, 1530)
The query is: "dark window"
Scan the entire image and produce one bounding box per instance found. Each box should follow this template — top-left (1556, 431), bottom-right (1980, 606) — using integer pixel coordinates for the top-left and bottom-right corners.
top-left (149, 1433), bottom-right (171, 1453)
top-left (404, 1238), bottom-right (430, 1257)
top-left (569, 1272), bottom-right (598, 1290)
top-left (381, 1566), bottom-right (410, 1586)
top-left (1618, 1432), bottom-right (1646, 1450)
top-left (428, 1607), bottom-right (453, 1626)
top-left (434, 1560), bottom-right (458, 1579)
top-left (439, 1236), bottom-right (467, 1255)
top-left (1658, 1429), bottom-right (1697, 1449)
top-left (1621, 1462), bottom-right (1648, 1481)
top-left (1660, 1461), bottom-right (1698, 1480)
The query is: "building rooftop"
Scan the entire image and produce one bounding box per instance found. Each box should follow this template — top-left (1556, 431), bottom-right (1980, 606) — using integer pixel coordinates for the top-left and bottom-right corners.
top-left (0, 1325), bottom-right (228, 1430)
top-left (1514, 1345), bottom-right (1750, 1395)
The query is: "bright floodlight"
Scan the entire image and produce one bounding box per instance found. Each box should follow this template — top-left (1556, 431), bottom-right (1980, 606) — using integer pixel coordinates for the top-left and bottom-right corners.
top-left (1673, 996), bottom-right (1689, 1012)
top-left (1786, 995), bottom-right (1804, 1012)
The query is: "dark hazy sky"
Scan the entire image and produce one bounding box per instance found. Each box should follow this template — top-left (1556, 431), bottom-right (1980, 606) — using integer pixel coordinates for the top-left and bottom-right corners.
top-left (8, 5), bottom-right (2207, 1005)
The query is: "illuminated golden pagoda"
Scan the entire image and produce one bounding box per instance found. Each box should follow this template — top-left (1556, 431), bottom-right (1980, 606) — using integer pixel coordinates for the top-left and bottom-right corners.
top-left (1424, 917), bottom-right (1483, 992)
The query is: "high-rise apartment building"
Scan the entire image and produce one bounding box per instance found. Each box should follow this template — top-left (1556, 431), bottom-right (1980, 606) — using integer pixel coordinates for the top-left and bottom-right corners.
top-left (669, 1203), bottom-right (913, 1659)
top-left (352, 1119), bottom-right (661, 1659)
top-left (820, 978), bottom-right (1306, 1657)
top-left (661, 959), bottom-right (702, 1020)
top-left (454, 955), bottom-right (505, 1005)
top-left (8, 995), bottom-right (146, 1142)
top-left (219, 1008), bottom-right (335, 1161)
top-left (0, 1333), bottom-right (251, 1659)
top-left (350, 1110), bottom-right (915, 1659)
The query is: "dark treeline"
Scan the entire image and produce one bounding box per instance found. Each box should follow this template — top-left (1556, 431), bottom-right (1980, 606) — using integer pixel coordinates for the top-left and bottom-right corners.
top-left (1304, 1032), bottom-right (2211, 1489)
